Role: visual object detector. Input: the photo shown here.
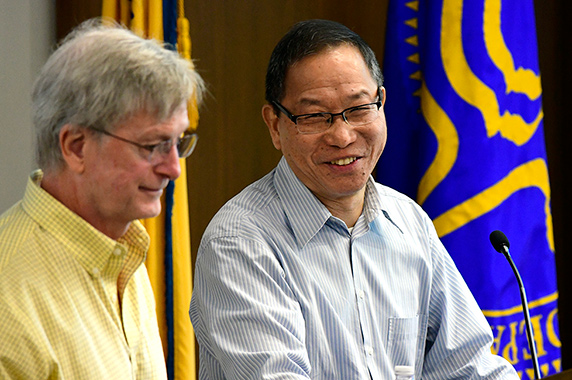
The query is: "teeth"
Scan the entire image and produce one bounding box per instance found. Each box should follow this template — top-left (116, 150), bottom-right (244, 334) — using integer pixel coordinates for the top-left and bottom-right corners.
top-left (330, 157), bottom-right (357, 166)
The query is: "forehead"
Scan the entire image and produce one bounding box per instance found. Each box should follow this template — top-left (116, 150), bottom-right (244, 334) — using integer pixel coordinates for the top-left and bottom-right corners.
top-left (113, 105), bottom-right (189, 135)
top-left (282, 45), bottom-right (376, 101)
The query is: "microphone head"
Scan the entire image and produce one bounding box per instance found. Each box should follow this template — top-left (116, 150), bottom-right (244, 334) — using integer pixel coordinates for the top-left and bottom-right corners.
top-left (490, 230), bottom-right (510, 253)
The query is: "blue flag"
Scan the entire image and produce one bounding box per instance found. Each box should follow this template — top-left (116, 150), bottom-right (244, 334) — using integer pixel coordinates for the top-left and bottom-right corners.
top-left (377, 0), bottom-right (560, 377)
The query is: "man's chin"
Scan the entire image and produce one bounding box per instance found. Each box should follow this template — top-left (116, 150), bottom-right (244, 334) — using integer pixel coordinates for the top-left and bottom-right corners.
top-left (137, 204), bottom-right (163, 221)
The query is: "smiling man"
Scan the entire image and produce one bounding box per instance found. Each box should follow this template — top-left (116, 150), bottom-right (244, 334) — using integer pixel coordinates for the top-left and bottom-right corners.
top-left (0, 21), bottom-right (203, 379)
top-left (190, 19), bottom-right (518, 379)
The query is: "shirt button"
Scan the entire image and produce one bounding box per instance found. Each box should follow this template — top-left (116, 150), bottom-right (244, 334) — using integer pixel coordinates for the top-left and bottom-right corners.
top-left (92, 267), bottom-right (100, 277)
top-left (366, 346), bottom-right (374, 356)
top-left (113, 247), bottom-right (123, 256)
top-left (358, 290), bottom-right (365, 299)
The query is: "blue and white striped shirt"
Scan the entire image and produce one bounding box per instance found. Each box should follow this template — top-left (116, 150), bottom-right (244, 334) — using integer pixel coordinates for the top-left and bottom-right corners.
top-left (190, 157), bottom-right (518, 379)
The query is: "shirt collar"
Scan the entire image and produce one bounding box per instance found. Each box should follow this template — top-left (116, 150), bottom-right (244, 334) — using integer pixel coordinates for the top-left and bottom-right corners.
top-left (362, 177), bottom-right (383, 225)
top-left (274, 158), bottom-right (331, 248)
top-left (274, 157), bottom-right (383, 247)
top-left (21, 170), bottom-right (149, 278)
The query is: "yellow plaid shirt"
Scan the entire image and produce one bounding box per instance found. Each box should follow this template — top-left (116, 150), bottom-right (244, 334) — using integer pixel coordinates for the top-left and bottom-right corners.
top-left (0, 170), bottom-right (167, 379)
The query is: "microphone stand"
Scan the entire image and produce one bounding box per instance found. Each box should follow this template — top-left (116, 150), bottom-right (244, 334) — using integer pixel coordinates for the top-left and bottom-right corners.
top-left (500, 245), bottom-right (541, 379)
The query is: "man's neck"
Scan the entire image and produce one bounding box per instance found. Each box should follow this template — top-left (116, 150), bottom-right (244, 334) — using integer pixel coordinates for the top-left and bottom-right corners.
top-left (317, 188), bottom-right (366, 228)
top-left (41, 169), bottom-right (129, 240)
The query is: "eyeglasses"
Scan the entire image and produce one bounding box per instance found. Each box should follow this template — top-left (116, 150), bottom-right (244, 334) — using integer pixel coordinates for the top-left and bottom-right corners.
top-left (272, 87), bottom-right (384, 134)
top-left (90, 127), bottom-right (198, 164)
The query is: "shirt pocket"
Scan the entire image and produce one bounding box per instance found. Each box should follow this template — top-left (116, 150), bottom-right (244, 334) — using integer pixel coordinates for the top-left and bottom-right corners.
top-left (386, 314), bottom-right (428, 377)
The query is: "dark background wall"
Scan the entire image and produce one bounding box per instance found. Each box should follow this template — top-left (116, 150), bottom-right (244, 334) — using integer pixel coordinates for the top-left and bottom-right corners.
top-left (534, 0), bottom-right (572, 370)
top-left (56, 0), bottom-right (572, 369)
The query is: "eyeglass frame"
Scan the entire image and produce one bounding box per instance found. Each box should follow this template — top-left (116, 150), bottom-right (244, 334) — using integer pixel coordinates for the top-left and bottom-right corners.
top-left (88, 127), bottom-right (198, 162)
top-left (271, 86), bottom-right (384, 134)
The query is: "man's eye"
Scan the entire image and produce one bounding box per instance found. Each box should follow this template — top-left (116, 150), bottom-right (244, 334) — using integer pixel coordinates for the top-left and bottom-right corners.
top-left (348, 105), bottom-right (373, 114)
top-left (143, 143), bottom-right (159, 152)
top-left (299, 114), bottom-right (328, 123)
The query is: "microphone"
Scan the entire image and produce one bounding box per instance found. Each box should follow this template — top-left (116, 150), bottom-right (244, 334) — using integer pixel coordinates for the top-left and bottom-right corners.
top-left (489, 230), bottom-right (541, 379)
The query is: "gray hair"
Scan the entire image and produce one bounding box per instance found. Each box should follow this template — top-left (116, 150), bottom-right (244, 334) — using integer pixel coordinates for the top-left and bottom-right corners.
top-left (265, 19), bottom-right (383, 107)
top-left (33, 19), bottom-right (205, 171)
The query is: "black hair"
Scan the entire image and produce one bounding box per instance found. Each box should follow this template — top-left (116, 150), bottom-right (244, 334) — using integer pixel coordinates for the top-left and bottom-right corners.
top-left (265, 19), bottom-right (383, 108)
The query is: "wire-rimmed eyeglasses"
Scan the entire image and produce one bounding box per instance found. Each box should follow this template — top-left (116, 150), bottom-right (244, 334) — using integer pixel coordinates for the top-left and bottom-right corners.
top-left (90, 127), bottom-right (198, 164)
top-left (272, 87), bottom-right (384, 134)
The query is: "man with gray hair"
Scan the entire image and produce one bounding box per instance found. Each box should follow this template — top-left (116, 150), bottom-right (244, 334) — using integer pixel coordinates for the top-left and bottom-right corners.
top-left (0, 20), bottom-right (204, 379)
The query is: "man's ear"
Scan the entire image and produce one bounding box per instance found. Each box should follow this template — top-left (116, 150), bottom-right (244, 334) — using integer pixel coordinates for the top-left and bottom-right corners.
top-left (59, 124), bottom-right (87, 174)
top-left (262, 104), bottom-right (282, 151)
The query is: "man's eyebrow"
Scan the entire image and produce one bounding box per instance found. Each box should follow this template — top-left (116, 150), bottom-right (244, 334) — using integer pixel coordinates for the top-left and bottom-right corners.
top-left (140, 128), bottom-right (188, 143)
top-left (296, 90), bottom-right (373, 108)
top-left (297, 98), bottom-right (323, 108)
top-left (346, 89), bottom-right (374, 101)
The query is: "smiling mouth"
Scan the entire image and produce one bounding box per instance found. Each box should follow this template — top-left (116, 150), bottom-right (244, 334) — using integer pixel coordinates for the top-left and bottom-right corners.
top-left (330, 157), bottom-right (357, 166)
top-left (140, 186), bottom-right (165, 193)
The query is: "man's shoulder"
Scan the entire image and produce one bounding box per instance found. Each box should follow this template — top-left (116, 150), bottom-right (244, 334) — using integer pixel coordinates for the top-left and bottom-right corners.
top-left (0, 202), bottom-right (37, 270)
top-left (203, 170), bottom-right (283, 240)
top-left (374, 181), bottom-right (420, 207)
top-left (371, 181), bottom-right (432, 225)
top-left (0, 200), bottom-right (26, 229)
top-left (0, 198), bottom-right (72, 278)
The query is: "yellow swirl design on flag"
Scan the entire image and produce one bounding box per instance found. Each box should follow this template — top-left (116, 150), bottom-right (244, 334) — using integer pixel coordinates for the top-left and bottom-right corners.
top-left (483, 0), bottom-right (541, 99)
top-left (440, 0), bottom-right (542, 146)
top-left (419, 0), bottom-right (553, 252)
top-left (483, 291), bottom-right (558, 318)
top-left (432, 158), bottom-right (554, 252)
top-left (418, 82), bottom-right (458, 206)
